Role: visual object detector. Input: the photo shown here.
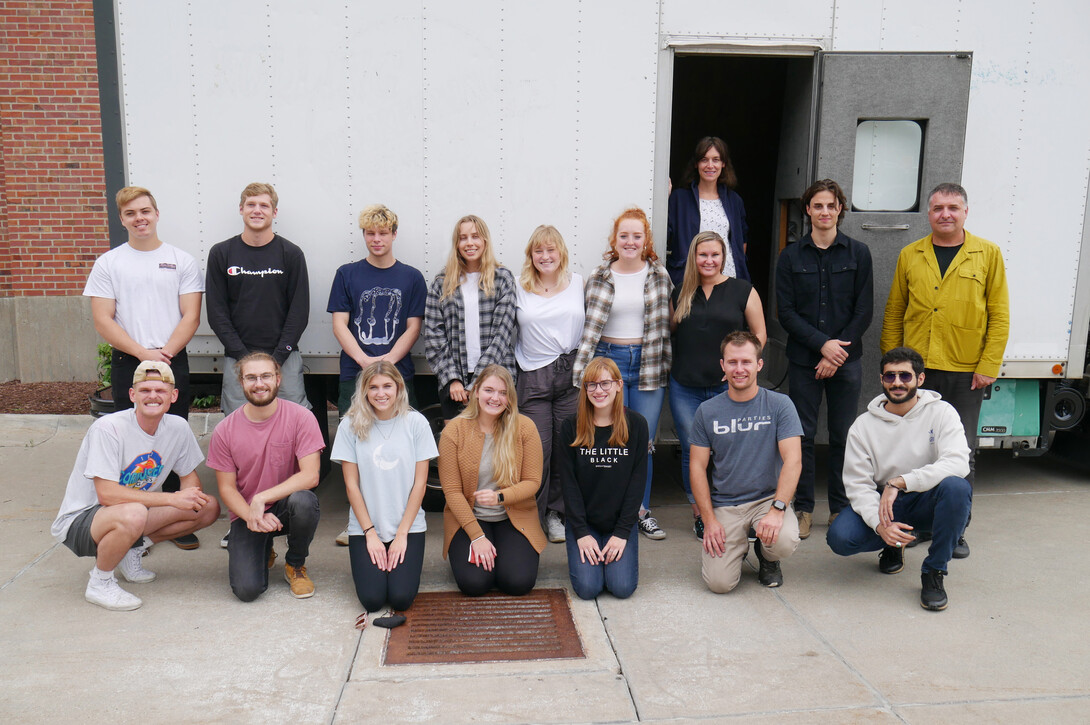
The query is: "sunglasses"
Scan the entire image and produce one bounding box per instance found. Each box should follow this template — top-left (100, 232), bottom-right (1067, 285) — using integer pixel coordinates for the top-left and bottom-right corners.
top-left (881, 371), bottom-right (916, 384)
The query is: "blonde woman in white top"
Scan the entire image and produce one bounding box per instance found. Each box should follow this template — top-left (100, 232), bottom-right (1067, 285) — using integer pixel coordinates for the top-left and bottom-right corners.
top-left (514, 225), bottom-right (585, 543)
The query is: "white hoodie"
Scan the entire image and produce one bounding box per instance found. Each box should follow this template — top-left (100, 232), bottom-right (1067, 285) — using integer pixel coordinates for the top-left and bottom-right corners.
top-left (842, 389), bottom-right (970, 530)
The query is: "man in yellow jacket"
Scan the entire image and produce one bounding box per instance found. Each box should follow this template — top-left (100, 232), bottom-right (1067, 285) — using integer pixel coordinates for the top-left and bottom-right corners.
top-left (880, 182), bottom-right (1009, 560)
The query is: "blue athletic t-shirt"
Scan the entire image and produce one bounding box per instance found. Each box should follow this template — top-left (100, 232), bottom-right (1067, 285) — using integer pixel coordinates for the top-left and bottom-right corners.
top-left (327, 259), bottom-right (427, 381)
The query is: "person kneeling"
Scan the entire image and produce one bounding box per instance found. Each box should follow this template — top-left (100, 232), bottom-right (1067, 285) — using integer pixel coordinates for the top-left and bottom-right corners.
top-left (689, 332), bottom-right (803, 592)
top-left (439, 365), bottom-right (545, 596)
top-left (51, 361), bottom-right (219, 611)
top-left (559, 357), bottom-right (646, 600)
top-left (207, 353), bottom-right (325, 602)
top-left (827, 347), bottom-right (971, 611)
top-left (332, 362), bottom-right (436, 625)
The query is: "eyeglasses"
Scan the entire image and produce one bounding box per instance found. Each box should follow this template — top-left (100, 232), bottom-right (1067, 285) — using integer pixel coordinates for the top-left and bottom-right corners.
top-left (242, 372), bottom-right (277, 384)
top-left (881, 371), bottom-right (916, 384)
top-left (584, 379), bottom-right (621, 392)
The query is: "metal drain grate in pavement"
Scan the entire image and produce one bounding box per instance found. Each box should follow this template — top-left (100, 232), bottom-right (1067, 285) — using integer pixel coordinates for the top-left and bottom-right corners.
top-left (383, 588), bottom-right (584, 665)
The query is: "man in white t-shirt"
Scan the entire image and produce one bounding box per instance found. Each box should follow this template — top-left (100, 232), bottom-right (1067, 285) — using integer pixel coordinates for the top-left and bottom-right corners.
top-left (84, 186), bottom-right (205, 549)
top-left (51, 361), bottom-right (220, 611)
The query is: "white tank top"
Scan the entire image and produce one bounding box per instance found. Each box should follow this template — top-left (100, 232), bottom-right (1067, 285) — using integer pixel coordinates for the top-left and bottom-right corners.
top-left (601, 263), bottom-right (648, 339)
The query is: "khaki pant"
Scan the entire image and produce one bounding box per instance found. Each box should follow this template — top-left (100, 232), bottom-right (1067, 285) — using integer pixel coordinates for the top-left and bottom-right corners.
top-left (702, 497), bottom-right (800, 593)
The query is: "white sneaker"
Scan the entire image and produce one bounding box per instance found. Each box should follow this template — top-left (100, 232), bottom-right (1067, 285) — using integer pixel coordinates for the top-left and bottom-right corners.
top-left (336, 528), bottom-right (350, 546)
top-left (545, 511), bottom-right (566, 543)
top-left (116, 537), bottom-right (156, 583)
top-left (220, 532), bottom-right (230, 549)
top-left (85, 572), bottom-right (142, 611)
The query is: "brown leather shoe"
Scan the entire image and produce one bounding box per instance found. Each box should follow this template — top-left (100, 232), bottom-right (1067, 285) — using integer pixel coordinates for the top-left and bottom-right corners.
top-left (284, 564), bottom-right (315, 599)
top-left (797, 511), bottom-right (813, 540)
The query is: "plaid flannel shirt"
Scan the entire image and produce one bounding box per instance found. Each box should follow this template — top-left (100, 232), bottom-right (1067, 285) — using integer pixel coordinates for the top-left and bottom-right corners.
top-left (572, 261), bottom-right (673, 390)
top-left (424, 266), bottom-right (518, 388)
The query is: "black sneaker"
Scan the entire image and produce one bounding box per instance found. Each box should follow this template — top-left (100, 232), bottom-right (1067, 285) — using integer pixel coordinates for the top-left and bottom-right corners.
top-left (952, 536), bottom-right (970, 559)
top-left (920, 570), bottom-right (948, 610)
top-left (753, 541), bottom-right (783, 587)
top-left (906, 530), bottom-right (931, 548)
top-left (878, 545), bottom-right (904, 574)
top-left (172, 534), bottom-right (199, 550)
top-left (693, 516), bottom-right (704, 540)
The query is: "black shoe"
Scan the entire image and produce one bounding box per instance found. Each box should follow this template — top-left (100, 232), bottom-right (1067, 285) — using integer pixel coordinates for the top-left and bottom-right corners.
top-left (952, 536), bottom-right (970, 559)
top-left (878, 545), bottom-right (904, 574)
top-left (172, 534), bottom-right (200, 550)
top-left (693, 516), bottom-right (704, 540)
top-left (906, 530), bottom-right (931, 548)
top-left (921, 570), bottom-right (948, 611)
top-left (753, 541), bottom-right (783, 588)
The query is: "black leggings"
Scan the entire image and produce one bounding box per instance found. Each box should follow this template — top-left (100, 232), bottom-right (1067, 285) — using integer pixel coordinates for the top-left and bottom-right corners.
top-left (348, 533), bottom-right (426, 612)
top-left (448, 519), bottom-right (540, 597)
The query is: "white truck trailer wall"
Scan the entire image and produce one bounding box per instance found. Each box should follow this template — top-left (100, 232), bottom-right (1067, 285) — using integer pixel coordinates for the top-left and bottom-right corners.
top-left (116, 1), bottom-right (1090, 375)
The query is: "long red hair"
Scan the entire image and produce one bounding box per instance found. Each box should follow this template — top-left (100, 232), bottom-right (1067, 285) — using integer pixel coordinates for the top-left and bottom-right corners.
top-left (571, 357), bottom-right (629, 449)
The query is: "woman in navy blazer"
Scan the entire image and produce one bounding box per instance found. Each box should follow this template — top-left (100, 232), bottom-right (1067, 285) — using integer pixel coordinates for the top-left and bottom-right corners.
top-left (666, 136), bottom-right (749, 287)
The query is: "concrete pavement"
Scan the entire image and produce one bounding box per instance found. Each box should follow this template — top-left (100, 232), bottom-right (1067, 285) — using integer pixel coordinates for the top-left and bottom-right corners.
top-left (2, 413), bottom-right (1089, 723)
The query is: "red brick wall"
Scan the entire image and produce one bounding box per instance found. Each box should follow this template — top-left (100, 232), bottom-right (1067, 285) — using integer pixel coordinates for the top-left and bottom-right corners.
top-left (0, 1), bottom-right (110, 298)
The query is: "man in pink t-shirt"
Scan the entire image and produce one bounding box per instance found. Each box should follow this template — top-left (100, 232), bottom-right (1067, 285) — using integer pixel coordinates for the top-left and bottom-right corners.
top-left (207, 353), bottom-right (325, 601)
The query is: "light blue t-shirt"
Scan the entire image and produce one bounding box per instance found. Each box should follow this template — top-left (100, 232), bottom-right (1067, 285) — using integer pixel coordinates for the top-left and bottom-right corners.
top-left (690, 387), bottom-right (803, 507)
top-left (331, 411), bottom-right (438, 541)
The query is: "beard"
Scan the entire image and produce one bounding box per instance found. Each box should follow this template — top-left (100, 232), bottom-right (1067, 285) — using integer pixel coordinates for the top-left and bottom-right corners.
top-left (244, 383), bottom-right (280, 407)
top-left (882, 382), bottom-right (918, 405)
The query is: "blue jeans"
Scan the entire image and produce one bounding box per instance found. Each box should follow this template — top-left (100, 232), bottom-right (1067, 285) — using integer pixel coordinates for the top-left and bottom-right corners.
top-left (826, 476), bottom-right (971, 573)
top-left (565, 521), bottom-right (639, 600)
top-left (669, 376), bottom-right (730, 504)
top-left (788, 359), bottom-right (862, 515)
top-left (595, 342), bottom-right (664, 510)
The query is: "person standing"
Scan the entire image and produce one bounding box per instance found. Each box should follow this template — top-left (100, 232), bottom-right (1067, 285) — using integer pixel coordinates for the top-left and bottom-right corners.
top-left (880, 182), bottom-right (1009, 559)
top-left (573, 207), bottom-right (672, 540)
top-left (666, 136), bottom-right (750, 286)
top-left (776, 179), bottom-right (873, 539)
top-left (85, 186), bottom-right (204, 549)
top-left (424, 215), bottom-right (518, 421)
top-left (670, 230), bottom-right (766, 539)
top-left (206, 182), bottom-right (311, 415)
top-left (327, 204), bottom-right (427, 546)
top-left (514, 225), bottom-right (585, 543)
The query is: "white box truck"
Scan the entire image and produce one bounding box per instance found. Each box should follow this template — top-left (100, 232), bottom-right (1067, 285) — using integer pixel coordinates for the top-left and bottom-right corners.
top-left (99, 0), bottom-right (1090, 454)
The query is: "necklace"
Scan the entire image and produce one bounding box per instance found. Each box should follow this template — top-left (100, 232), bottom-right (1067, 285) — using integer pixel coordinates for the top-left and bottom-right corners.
top-left (374, 417), bottom-right (395, 441)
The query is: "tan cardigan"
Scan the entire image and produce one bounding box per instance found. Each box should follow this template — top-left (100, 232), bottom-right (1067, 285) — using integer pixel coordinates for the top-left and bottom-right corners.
top-left (439, 414), bottom-right (546, 557)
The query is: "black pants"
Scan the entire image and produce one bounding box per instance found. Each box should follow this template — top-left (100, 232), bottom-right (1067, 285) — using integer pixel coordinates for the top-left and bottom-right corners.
top-left (227, 491), bottom-right (320, 602)
top-left (349, 532), bottom-right (426, 612)
top-left (448, 520), bottom-right (539, 596)
top-left (439, 379), bottom-right (468, 421)
top-left (921, 368), bottom-right (982, 531)
top-left (113, 348), bottom-right (190, 493)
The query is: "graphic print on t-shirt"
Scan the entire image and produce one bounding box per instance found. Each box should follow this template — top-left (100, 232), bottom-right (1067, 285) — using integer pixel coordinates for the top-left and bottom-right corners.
top-left (582, 446), bottom-right (630, 468)
top-left (711, 414), bottom-right (772, 435)
top-left (372, 443), bottom-right (401, 471)
top-left (355, 287), bottom-right (403, 345)
top-left (120, 451), bottom-right (164, 490)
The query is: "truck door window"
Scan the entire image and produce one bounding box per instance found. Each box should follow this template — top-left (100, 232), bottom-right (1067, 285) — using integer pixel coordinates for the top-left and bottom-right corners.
top-left (852, 120), bottom-right (923, 212)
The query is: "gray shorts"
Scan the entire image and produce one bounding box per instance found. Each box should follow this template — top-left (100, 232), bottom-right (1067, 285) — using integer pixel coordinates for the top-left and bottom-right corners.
top-left (62, 504), bottom-right (103, 557)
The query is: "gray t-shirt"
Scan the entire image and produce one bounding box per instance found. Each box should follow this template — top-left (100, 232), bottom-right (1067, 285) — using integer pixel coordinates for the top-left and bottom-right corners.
top-left (690, 387), bottom-right (803, 507)
top-left (473, 435), bottom-right (508, 522)
top-left (51, 409), bottom-right (205, 542)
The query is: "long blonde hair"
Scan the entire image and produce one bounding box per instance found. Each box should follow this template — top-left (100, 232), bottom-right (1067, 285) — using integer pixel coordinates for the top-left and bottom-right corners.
top-left (673, 231), bottom-right (727, 324)
top-left (459, 364), bottom-right (520, 488)
top-left (344, 361), bottom-right (410, 441)
top-left (571, 357), bottom-right (629, 449)
top-left (519, 224), bottom-right (572, 293)
top-left (441, 215), bottom-right (501, 300)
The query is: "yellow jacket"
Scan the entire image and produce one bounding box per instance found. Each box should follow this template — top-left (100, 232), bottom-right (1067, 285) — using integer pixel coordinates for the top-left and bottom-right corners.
top-left (880, 230), bottom-right (1009, 377)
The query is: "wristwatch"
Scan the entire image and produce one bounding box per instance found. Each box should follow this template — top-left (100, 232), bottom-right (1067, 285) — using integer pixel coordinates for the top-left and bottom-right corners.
top-left (771, 500), bottom-right (787, 512)
top-left (497, 492), bottom-right (505, 503)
